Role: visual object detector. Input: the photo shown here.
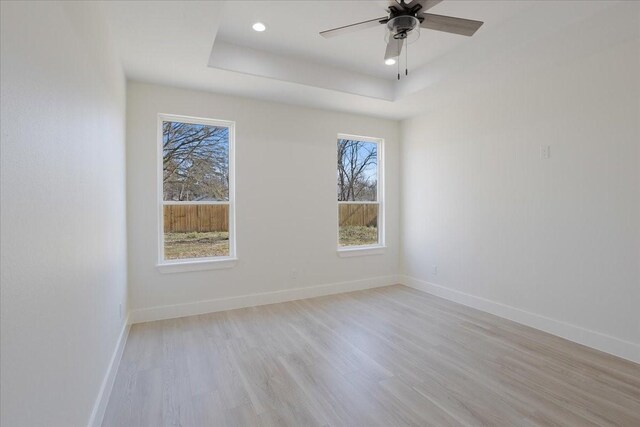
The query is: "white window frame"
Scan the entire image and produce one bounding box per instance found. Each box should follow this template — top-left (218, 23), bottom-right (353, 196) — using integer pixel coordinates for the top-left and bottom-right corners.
top-left (156, 114), bottom-right (237, 273)
top-left (337, 133), bottom-right (385, 257)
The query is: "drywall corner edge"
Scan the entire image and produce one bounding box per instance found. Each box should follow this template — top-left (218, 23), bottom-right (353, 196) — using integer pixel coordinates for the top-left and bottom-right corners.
top-left (87, 316), bottom-right (131, 427)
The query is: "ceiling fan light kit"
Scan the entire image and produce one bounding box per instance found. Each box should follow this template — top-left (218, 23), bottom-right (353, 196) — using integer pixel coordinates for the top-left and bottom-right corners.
top-left (319, 0), bottom-right (483, 80)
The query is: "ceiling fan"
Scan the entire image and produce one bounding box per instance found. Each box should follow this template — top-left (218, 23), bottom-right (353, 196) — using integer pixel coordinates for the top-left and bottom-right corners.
top-left (319, 0), bottom-right (483, 79)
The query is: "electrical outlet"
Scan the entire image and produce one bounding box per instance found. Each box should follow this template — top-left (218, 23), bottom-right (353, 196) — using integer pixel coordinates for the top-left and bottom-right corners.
top-left (432, 265), bottom-right (438, 276)
top-left (540, 145), bottom-right (551, 160)
top-left (290, 268), bottom-right (298, 279)
top-left (119, 302), bottom-right (123, 320)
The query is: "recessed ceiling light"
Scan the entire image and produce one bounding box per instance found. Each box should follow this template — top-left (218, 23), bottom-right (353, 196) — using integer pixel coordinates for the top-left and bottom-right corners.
top-left (252, 22), bottom-right (266, 32)
top-left (385, 58), bottom-right (396, 66)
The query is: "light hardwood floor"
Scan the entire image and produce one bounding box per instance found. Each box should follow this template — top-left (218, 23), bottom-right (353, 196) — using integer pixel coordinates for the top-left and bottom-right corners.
top-left (103, 285), bottom-right (640, 426)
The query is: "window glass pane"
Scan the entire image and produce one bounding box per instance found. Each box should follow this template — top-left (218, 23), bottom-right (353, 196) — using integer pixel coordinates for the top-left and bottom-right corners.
top-left (339, 203), bottom-right (378, 246)
top-left (163, 204), bottom-right (229, 259)
top-left (337, 139), bottom-right (377, 202)
top-left (163, 121), bottom-right (229, 201)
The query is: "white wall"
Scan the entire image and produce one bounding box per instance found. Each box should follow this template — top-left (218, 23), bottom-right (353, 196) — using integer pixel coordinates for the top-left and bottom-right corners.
top-left (401, 3), bottom-right (640, 362)
top-left (127, 82), bottom-right (400, 320)
top-left (1, 2), bottom-right (128, 426)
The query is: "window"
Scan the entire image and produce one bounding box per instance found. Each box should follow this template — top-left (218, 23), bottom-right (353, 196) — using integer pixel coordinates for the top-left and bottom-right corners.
top-left (158, 114), bottom-right (235, 269)
top-left (337, 134), bottom-right (384, 252)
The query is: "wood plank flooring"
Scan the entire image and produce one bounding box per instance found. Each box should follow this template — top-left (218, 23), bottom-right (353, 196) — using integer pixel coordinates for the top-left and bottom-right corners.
top-left (103, 285), bottom-right (640, 426)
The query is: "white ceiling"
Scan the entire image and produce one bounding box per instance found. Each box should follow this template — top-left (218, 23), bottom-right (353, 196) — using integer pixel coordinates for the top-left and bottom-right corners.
top-left (102, 1), bottom-right (630, 119)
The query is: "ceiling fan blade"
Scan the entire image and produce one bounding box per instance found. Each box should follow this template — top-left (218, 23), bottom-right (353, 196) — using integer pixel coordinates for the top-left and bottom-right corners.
top-left (420, 13), bottom-right (484, 36)
top-left (407, 0), bottom-right (443, 12)
top-left (320, 17), bottom-right (386, 38)
top-left (384, 37), bottom-right (404, 60)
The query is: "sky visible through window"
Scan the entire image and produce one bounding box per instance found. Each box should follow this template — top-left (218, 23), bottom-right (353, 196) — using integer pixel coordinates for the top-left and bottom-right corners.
top-left (337, 139), bottom-right (378, 202)
top-left (163, 121), bottom-right (229, 201)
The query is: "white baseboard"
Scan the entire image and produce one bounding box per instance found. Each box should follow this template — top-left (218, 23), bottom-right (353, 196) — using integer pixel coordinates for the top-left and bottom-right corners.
top-left (401, 275), bottom-right (640, 364)
top-left (130, 275), bottom-right (400, 324)
top-left (88, 316), bottom-right (131, 427)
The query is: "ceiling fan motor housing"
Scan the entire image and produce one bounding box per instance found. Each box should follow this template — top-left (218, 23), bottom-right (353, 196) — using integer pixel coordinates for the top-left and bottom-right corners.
top-left (386, 15), bottom-right (420, 42)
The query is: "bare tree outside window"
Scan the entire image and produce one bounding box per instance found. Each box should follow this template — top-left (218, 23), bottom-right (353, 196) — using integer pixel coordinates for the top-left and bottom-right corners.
top-left (337, 139), bottom-right (377, 201)
top-left (161, 119), bottom-right (233, 261)
top-left (337, 138), bottom-right (381, 247)
top-left (163, 122), bottom-right (229, 201)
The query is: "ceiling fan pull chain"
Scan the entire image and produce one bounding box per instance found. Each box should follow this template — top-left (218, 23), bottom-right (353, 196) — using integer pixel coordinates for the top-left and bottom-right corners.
top-left (397, 41), bottom-right (401, 80)
top-left (406, 41), bottom-right (408, 76)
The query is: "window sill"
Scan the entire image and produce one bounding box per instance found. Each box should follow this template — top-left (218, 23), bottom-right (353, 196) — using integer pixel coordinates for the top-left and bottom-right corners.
top-left (337, 246), bottom-right (386, 257)
top-left (156, 257), bottom-right (238, 274)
